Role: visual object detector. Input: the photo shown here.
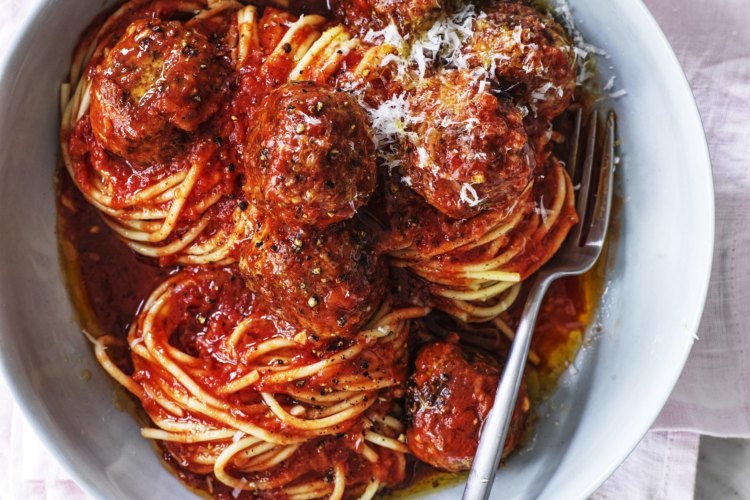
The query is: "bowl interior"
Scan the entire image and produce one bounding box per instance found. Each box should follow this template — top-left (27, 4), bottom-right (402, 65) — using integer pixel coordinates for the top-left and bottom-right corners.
top-left (0, 0), bottom-right (713, 499)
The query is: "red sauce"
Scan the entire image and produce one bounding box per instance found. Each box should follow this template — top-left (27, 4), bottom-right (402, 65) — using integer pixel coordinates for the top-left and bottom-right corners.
top-left (57, 170), bottom-right (171, 338)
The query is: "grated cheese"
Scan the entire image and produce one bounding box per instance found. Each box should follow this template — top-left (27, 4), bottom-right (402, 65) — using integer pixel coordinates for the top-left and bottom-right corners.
top-left (379, 53), bottom-right (403, 68)
top-left (231, 478), bottom-right (248, 498)
top-left (603, 75), bottom-right (616, 92)
top-left (408, 4), bottom-right (480, 78)
top-left (362, 4), bottom-right (482, 83)
top-left (531, 81), bottom-right (563, 102)
top-left (363, 93), bottom-right (424, 152)
top-left (364, 23), bottom-right (406, 47)
top-left (602, 75), bottom-right (627, 98)
top-left (362, 25), bottom-right (411, 78)
top-left (553, 0), bottom-right (608, 78)
top-left (534, 196), bottom-right (550, 225)
top-left (460, 183), bottom-right (481, 207)
top-left (416, 147), bottom-right (430, 168)
top-left (553, 0), bottom-right (627, 98)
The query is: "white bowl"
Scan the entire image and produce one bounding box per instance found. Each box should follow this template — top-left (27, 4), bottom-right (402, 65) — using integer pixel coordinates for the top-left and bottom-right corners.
top-left (0, 0), bottom-right (713, 498)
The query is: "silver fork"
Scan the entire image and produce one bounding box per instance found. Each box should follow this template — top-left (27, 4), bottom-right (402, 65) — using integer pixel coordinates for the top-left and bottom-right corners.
top-left (463, 109), bottom-right (617, 500)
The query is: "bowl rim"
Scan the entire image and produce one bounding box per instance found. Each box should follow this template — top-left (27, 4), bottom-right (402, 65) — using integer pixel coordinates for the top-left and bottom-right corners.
top-left (0, 0), bottom-right (715, 498)
top-left (574, 0), bottom-right (714, 497)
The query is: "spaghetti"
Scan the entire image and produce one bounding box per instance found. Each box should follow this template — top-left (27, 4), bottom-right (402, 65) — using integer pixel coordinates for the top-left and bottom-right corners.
top-left (94, 267), bottom-right (429, 497)
top-left (57, 0), bottom-right (597, 497)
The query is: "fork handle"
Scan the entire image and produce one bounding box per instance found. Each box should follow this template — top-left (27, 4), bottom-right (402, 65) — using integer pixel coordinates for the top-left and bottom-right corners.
top-left (463, 273), bottom-right (553, 500)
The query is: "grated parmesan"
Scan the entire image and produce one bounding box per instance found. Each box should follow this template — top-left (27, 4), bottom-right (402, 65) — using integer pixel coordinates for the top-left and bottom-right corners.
top-left (552, 0), bottom-right (627, 98)
top-left (460, 183), bottom-right (481, 207)
top-left (361, 93), bottom-right (425, 168)
top-left (408, 4), bottom-right (481, 78)
top-left (362, 4), bottom-right (482, 82)
top-left (534, 196), bottom-right (550, 225)
top-left (231, 478), bottom-right (248, 498)
top-left (603, 75), bottom-right (616, 92)
top-left (363, 23), bottom-right (406, 47)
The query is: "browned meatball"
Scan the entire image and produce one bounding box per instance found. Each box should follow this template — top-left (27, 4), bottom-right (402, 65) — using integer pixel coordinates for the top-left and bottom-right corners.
top-left (244, 82), bottom-right (377, 229)
top-left (406, 341), bottom-right (528, 472)
top-left (238, 212), bottom-right (386, 337)
top-left (89, 19), bottom-right (228, 165)
top-left (402, 70), bottom-right (533, 220)
top-left (330, 0), bottom-right (447, 37)
top-left (463, 2), bottom-right (576, 119)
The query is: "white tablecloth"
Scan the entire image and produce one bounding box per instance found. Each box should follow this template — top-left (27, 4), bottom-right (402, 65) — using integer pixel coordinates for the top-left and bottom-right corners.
top-left (1, 0), bottom-right (748, 498)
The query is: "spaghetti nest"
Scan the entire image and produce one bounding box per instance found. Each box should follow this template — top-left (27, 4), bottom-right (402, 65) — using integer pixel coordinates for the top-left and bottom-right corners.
top-left (60, 1), bottom-right (246, 265)
top-left (386, 155), bottom-right (578, 324)
top-left (95, 268), bottom-right (429, 497)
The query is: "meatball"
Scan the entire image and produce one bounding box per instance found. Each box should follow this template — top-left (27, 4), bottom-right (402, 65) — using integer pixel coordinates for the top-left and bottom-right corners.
top-left (244, 82), bottom-right (377, 229)
top-left (89, 19), bottom-right (228, 165)
top-left (330, 0), bottom-right (447, 37)
top-left (406, 341), bottom-right (528, 472)
top-left (462, 3), bottom-right (576, 119)
top-left (238, 213), bottom-right (386, 337)
top-left (402, 70), bottom-right (533, 220)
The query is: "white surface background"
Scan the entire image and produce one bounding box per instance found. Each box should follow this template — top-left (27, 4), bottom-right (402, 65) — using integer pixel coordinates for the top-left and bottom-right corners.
top-left (0, 0), bottom-right (747, 498)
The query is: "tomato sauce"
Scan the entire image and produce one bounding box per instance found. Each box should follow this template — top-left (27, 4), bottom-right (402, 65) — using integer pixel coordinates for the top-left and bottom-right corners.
top-left (57, 170), bottom-right (172, 338)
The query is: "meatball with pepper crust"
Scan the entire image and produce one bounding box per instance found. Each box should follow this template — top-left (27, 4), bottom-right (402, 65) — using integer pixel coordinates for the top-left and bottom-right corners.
top-left (89, 19), bottom-right (229, 165)
top-left (239, 212), bottom-right (386, 337)
top-left (402, 69), bottom-right (533, 220)
top-left (406, 341), bottom-right (528, 472)
top-left (244, 82), bottom-right (377, 229)
top-left (462, 2), bottom-right (577, 119)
